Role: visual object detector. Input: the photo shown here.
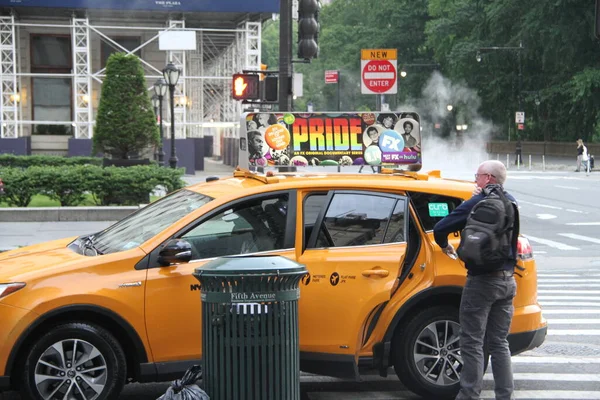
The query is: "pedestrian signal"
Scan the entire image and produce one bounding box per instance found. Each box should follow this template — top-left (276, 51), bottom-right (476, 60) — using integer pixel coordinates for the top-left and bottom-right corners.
top-left (232, 73), bottom-right (260, 100)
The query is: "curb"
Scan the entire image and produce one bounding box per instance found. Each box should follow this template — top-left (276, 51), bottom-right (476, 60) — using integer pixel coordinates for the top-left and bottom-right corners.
top-left (0, 206), bottom-right (140, 222)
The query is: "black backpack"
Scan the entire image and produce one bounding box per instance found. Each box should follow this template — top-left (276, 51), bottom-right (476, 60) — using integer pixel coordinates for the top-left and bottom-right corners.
top-left (457, 185), bottom-right (516, 271)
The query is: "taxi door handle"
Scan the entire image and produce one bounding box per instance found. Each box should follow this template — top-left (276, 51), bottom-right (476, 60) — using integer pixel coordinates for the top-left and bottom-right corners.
top-left (362, 269), bottom-right (389, 277)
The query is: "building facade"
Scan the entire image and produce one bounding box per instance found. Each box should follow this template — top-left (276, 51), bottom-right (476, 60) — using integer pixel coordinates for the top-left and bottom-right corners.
top-left (0, 0), bottom-right (276, 170)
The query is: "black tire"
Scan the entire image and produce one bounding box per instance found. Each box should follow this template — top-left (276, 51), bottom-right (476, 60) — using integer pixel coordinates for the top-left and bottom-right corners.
top-left (20, 322), bottom-right (127, 400)
top-left (392, 306), bottom-right (488, 400)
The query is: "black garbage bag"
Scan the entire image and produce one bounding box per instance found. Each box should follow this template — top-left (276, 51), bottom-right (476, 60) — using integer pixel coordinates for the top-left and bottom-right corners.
top-left (157, 365), bottom-right (209, 400)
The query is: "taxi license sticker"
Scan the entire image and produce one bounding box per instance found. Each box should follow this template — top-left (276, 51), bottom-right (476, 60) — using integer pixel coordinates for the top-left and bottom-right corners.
top-left (428, 202), bottom-right (450, 217)
top-left (240, 112), bottom-right (422, 170)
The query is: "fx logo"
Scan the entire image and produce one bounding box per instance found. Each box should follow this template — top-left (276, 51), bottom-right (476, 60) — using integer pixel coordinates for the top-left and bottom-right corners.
top-left (380, 130), bottom-right (405, 153)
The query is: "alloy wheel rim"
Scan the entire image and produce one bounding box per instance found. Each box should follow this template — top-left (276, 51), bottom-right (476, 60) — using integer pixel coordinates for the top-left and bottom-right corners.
top-left (413, 319), bottom-right (462, 386)
top-left (34, 339), bottom-right (108, 400)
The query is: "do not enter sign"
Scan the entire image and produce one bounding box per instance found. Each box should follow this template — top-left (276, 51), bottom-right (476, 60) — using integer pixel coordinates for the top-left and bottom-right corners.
top-left (361, 59), bottom-right (397, 94)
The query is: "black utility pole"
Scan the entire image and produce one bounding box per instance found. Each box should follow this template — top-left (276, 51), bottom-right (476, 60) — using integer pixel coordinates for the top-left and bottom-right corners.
top-left (279, 0), bottom-right (293, 111)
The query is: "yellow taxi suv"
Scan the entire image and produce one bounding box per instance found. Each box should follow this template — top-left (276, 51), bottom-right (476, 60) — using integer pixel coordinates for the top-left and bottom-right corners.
top-left (0, 112), bottom-right (546, 400)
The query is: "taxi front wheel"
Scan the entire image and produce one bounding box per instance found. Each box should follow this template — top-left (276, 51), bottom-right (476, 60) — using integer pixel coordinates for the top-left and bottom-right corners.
top-left (392, 306), bottom-right (463, 399)
top-left (20, 322), bottom-right (127, 400)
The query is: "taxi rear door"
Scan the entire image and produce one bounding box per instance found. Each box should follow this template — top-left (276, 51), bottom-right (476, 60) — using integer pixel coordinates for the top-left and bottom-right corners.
top-left (296, 189), bottom-right (408, 369)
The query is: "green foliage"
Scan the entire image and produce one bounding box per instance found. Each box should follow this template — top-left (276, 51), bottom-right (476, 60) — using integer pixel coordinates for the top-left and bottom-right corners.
top-left (93, 53), bottom-right (159, 159)
top-left (0, 154), bottom-right (102, 168)
top-left (268, 0), bottom-right (600, 142)
top-left (0, 167), bottom-right (42, 207)
top-left (0, 165), bottom-right (185, 207)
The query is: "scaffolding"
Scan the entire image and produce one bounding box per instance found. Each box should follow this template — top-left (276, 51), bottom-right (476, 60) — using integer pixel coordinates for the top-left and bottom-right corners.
top-left (0, 14), bottom-right (261, 153)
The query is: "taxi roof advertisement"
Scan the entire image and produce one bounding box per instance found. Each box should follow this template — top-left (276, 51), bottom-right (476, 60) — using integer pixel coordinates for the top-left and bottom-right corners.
top-left (241, 112), bottom-right (422, 171)
top-left (0, 0), bottom-right (279, 13)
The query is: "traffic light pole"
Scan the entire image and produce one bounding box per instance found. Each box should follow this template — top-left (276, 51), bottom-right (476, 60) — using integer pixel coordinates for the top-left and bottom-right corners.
top-left (279, 0), bottom-right (293, 111)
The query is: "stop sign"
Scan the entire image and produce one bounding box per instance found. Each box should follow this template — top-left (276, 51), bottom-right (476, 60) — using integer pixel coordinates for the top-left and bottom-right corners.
top-left (361, 59), bottom-right (397, 94)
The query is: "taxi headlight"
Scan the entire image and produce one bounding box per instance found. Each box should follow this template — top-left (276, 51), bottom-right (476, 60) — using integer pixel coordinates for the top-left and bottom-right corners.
top-left (0, 283), bottom-right (26, 299)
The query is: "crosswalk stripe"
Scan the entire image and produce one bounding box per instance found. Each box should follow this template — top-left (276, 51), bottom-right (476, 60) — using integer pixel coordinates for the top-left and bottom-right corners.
top-left (539, 296), bottom-right (600, 300)
top-left (566, 222), bottom-right (600, 225)
top-left (549, 329), bottom-right (600, 335)
top-left (546, 318), bottom-right (600, 324)
top-left (524, 235), bottom-right (579, 250)
top-left (512, 356), bottom-right (600, 363)
top-left (539, 284), bottom-right (600, 287)
top-left (541, 309), bottom-right (600, 314)
top-left (308, 391), bottom-right (600, 400)
top-left (540, 302), bottom-right (600, 306)
top-left (538, 274), bottom-right (579, 277)
top-left (484, 372), bottom-right (600, 381)
top-left (539, 290), bottom-right (600, 294)
top-left (538, 279), bottom-right (600, 283)
top-left (558, 233), bottom-right (600, 244)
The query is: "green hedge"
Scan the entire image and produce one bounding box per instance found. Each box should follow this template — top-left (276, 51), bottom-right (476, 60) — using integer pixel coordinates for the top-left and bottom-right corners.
top-left (0, 154), bottom-right (103, 168)
top-left (0, 165), bottom-right (185, 206)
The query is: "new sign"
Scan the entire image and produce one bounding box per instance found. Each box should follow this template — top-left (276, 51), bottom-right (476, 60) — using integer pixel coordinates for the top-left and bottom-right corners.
top-left (361, 49), bottom-right (397, 95)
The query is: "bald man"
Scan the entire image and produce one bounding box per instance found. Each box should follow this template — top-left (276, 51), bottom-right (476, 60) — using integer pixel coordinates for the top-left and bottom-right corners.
top-left (433, 160), bottom-right (520, 400)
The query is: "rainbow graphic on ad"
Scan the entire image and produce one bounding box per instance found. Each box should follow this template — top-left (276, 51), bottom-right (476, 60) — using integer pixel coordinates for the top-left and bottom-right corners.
top-left (241, 112), bottom-right (422, 170)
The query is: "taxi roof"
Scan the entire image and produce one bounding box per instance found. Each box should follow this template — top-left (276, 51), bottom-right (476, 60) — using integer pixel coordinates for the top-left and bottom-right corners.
top-left (185, 168), bottom-right (475, 202)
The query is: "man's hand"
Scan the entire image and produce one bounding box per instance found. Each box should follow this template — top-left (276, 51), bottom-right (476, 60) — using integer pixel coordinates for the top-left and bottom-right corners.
top-left (442, 243), bottom-right (458, 260)
top-left (472, 185), bottom-right (482, 197)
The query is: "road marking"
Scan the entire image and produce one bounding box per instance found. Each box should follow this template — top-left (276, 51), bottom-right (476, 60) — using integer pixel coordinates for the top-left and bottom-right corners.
top-left (554, 185), bottom-right (580, 190)
top-left (523, 235), bottom-right (579, 250)
top-left (308, 391), bottom-right (600, 400)
top-left (536, 213), bottom-right (557, 220)
top-left (558, 233), bottom-right (600, 245)
top-left (549, 329), bottom-right (600, 335)
top-left (538, 279), bottom-right (600, 283)
top-left (540, 302), bottom-right (600, 306)
top-left (566, 222), bottom-right (600, 225)
top-left (539, 290), bottom-right (600, 294)
top-left (541, 309), bottom-right (600, 314)
top-left (555, 185), bottom-right (580, 190)
top-left (512, 356), bottom-right (600, 363)
top-left (539, 296), bottom-right (600, 300)
top-left (546, 319), bottom-right (600, 324)
top-left (538, 274), bottom-right (579, 277)
top-left (485, 373), bottom-right (600, 381)
top-left (539, 284), bottom-right (600, 287)
top-left (565, 209), bottom-right (586, 214)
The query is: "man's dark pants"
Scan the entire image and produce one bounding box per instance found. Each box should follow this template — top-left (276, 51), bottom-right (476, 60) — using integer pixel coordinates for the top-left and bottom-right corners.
top-left (456, 272), bottom-right (517, 400)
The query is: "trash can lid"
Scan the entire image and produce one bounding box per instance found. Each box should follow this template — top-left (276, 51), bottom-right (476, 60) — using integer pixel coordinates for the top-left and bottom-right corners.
top-left (193, 255), bottom-right (307, 277)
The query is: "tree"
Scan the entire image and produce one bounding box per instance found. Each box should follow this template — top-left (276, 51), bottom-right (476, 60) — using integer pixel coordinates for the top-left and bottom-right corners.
top-left (93, 53), bottom-right (159, 159)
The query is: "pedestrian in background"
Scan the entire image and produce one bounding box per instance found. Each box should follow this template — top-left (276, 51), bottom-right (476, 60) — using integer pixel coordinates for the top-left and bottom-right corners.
top-left (576, 139), bottom-right (587, 172)
top-left (433, 160), bottom-right (519, 400)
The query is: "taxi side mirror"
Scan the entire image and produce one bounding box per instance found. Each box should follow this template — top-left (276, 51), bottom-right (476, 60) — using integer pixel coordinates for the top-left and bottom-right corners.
top-left (158, 239), bottom-right (193, 266)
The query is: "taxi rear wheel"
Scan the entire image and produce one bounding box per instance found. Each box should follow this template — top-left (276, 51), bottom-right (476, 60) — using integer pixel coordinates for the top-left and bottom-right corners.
top-left (392, 306), bottom-right (464, 399)
top-left (20, 322), bottom-right (127, 400)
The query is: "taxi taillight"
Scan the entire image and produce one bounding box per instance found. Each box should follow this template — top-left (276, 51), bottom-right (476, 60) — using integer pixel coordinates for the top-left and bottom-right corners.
top-left (517, 236), bottom-right (533, 260)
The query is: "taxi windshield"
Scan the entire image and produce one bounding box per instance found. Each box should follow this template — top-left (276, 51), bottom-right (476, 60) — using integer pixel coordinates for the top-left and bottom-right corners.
top-left (93, 190), bottom-right (212, 254)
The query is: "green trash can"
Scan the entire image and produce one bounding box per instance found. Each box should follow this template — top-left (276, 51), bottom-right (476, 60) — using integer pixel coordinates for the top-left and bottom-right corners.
top-left (193, 255), bottom-right (307, 400)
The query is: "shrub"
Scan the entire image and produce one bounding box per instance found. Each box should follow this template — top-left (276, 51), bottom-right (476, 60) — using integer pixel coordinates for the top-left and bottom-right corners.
top-left (0, 154), bottom-right (102, 168)
top-left (0, 165), bottom-right (185, 207)
top-left (93, 53), bottom-right (159, 159)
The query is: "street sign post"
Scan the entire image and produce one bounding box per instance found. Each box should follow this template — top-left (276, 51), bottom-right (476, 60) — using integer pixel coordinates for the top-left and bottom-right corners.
top-left (324, 70), bottom-right (339, 84)
top-left (361, 49), bottom-right (397, 95)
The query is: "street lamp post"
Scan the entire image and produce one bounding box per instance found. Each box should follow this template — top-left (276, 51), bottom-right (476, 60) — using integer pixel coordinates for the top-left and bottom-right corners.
top-left (162, 63), bottom-right (181, 169)
top-left (152, 79), bottom-right (168, 167)
top-left (477, 42), bottom-right (524, 140)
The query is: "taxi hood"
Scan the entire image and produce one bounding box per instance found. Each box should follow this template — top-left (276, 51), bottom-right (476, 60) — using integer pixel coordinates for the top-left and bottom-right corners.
top-left (0, 237), bottom-right (81, 281)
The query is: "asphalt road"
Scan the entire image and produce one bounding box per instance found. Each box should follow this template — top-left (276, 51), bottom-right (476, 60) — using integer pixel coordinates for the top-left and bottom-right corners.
top-left (2, 168), bottom-right (599, 400)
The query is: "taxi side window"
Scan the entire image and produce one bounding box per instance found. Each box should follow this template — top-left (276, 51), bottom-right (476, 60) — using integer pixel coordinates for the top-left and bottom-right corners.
top-left (311, 193), bottom-right (400, 248)
top-left (408, 192), bottom-right (463, 231)
top-left (182, 194), bottom-right (289, 259)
